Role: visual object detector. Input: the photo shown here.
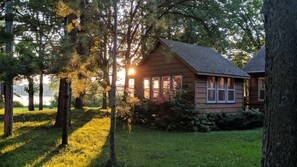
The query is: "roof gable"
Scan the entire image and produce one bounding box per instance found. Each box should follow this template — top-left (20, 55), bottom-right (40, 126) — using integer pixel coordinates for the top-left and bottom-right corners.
top-left (243, 46), bottom-right (265, 73)
top-left (158, 38), bottom-right (250, 79)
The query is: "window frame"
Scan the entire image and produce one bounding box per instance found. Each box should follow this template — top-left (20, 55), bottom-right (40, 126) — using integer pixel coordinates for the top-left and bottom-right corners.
top-left (152, 77), bottom-right (160, 98)
top-left (143, 77), bottom-right (151, 99)
top-left (207, 76), bottom-right (217, 103)
top-left (217, 77), bottom-right (226, 103)
top-left (258, 77), bottom-right (265, 101)
top-left (227, 78), bottom-right (235, 103)
top-left (206, 76), bottom-right (236, 104)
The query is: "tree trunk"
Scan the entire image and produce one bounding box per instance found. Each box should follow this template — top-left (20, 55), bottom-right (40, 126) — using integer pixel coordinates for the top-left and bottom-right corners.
top-left (3, 0), bottom-right (13, 138)
top-left (109, 0), bottom-right (118, 163)
top-left (28, 77), bottom-right (35, 111)
top-left (74, 93), bottom-right (84, 109)
top-left (74, 73), bottom-right (84, 109)
top-left (39, 71), bottom-right (43, 110)
top-left (0, 83), bottom-right (4, 109)
top-left (54, 78), bottom-right (65, 127)
top-left (4, 82), bottom-right (13, 137)
top-left (262, 1), bottom-right (297, 166)
top-left (101, 68), bottom-right (110, 109)
top-left (62, 78), bottom-right (70, 146)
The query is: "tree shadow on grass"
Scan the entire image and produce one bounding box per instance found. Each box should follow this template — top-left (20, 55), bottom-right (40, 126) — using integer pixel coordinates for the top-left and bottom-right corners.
top-left (0, 109), bottom-right (98, 167)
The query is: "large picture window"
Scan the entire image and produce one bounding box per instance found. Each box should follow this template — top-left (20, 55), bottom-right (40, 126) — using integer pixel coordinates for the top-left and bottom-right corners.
top-left (143, 78), bottom-right (150, 99)
top-left (143, 75), bottom-right (183, 100)
top-left (207, 76), bottom-right (236, 103)
top-left (258, 77), bottom-right (265, 101)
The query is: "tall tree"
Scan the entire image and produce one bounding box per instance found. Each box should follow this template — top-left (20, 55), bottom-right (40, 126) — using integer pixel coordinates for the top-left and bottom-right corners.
top-left (262, 0), bottom-right (297, 166)
top-left (3, 0), bottom-right (14, 138)
top-left (109, 0), bottom-right (118, 163)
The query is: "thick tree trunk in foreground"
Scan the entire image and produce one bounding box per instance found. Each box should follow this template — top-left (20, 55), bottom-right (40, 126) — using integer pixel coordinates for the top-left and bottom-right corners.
top-left (62, 79), bottom-right (70, 146)
top-left (3, 0), bottom-right (13, 138)
top-left (39, 71), bottom-right (43, 110)
top-left (54, 78), bottom-right (65, 127)
top-left (28, 77), bottom-right (35, 111)
top-left (109, 0), bottom-right (118, 163)
top-left (4, 82), bottom-right (13, 137)
top-left (262, 1), bottom-right (297, 166)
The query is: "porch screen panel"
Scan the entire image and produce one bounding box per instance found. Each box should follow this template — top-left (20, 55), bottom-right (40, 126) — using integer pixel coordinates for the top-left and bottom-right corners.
top-left (227, 78), bottom-right (235, 102)
top-left (207, 77), bottom-right (216, 102)
top-left (162, 76), bottom-right (171, 97)
top-left (218, 77), bottom-right (226, 102)
top-left (143, 78), bottom-right (150, 99)
top-left (152, 77), bottom-right (160, 98)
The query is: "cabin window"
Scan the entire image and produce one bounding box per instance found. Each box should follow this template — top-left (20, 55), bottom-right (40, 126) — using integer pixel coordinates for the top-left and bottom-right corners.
top-left (217, 77), bottom-right (226, 102)
top-left (143, 78), bottom-right (150, 99)
top-left (173, 75), bottom-right (182, 90)
top-left (162, 76), bottom-right (171, 97)
top-left (152, 77), bottom-right (160, 98)
top-left (207, 77), bottom-right (216, 102)
top-left (258, 77), bottom-right (265, 101)
top-left (227, 78), bottom-right (235, 102)
top-left (207, 76), bottom-right (236, 103)
top-left (128, 78), bottom-right (135, 97)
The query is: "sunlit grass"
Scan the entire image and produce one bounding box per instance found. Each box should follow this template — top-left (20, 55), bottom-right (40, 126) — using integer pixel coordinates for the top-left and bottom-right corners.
top-left (0, 108), bottom-right (262, 166)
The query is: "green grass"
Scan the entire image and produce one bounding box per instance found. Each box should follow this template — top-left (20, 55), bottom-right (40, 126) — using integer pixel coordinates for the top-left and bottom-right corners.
top-left (0, 108), bottom-right (262, 167)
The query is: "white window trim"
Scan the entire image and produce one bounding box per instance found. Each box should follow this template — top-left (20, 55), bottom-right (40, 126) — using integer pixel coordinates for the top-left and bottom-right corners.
top-left (258, 77), bottom-right (265, 101)
top-left (206, 77), bottom-right (236, 104)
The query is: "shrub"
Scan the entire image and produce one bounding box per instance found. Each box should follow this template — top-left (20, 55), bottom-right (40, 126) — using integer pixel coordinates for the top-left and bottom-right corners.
top-left (207, 109), bottom-right (264, 130)
top-left (13, 101), bottom-right (24, 107)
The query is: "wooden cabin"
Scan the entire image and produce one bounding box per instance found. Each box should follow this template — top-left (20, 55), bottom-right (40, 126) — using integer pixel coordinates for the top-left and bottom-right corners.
top-left (243, 46), bottom-right (265, 112)
top-left (133, 39), bottom-right (250, 113)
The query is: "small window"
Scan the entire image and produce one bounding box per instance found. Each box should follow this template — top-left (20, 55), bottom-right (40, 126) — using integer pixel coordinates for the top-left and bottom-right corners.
top-left (152, 77), bottom-right (160, 98)
top-left (162, 76), bottom-right (171, 97)
top-left (173, 75), bottom-right (182, 90)
top-left (227, 78), bottom-right (235, 102)
top-left (143, 78), bottom-right (150, 99)
top-left (207, 77), bottom-right (216, 102)
top-left (258, 78), bottom-right (265, 101)
top-left (217, 77), bottom-right (226, 102)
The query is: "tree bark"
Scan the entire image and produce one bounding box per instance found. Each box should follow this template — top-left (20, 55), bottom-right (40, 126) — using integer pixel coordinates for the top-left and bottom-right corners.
top-left (262, 0), bottom-right (297, 166)
top-left (109, 0), bottom-right (118, 163)
top-left (54, 78), bottom-right (65, 127)
top-left (62, 78), bottom-right (70, 146)
top-left (74, 93), bottom-right (84, 109)
top-left (0, 83), bottom-right (4, 109)
top-left (28, 77), bottom-right (35, 111)
top-left (4, 82), bottom-right (13, 137)
top-left (3, 0), bottom-right (13, 138)
top-left (39, 71), bottom-right (43, 110)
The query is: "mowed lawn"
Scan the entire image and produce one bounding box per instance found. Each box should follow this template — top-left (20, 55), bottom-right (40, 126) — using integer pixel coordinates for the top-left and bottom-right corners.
top-left (0, 108), bottom-right (262, 167)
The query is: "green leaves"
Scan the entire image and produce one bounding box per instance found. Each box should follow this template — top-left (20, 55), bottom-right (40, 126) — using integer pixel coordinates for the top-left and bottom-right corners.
top-left (0, 52), bottom-right (20, 81)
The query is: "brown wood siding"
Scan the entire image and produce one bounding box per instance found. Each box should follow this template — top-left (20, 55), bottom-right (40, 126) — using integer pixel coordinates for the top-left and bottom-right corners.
top-left (195, 75), bottom-right (244, 113)
top-left (134, 45), bottom-right (196, 103)
top-left (247, 73), bottom-right (265, 112)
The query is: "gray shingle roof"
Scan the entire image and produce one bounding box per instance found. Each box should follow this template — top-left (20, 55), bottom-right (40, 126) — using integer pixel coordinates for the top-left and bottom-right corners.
top-left (159, 38), bottom-right (250, 79)
top-left (243, 46), bottom-right (265, 73)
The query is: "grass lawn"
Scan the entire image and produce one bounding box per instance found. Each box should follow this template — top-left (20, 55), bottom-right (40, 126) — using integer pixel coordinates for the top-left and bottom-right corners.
top-left (0, 108), bottom-right (262, 167)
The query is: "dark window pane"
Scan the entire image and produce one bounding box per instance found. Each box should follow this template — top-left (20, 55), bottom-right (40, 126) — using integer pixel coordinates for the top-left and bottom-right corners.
top-left (208, 90), bottom-right (215, 101)
top-left (260, 90), bottom-right (265, 100)
top-left (218, 90), bottom-right (225, 101)
top-left (228, 90), bottom-right (235, 101)
top-left (228, 78), bottom-right (234, 89)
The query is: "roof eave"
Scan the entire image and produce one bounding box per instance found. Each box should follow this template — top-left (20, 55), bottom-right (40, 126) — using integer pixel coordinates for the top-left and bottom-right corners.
top-left (196, 72), bottom-right (250, 79)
